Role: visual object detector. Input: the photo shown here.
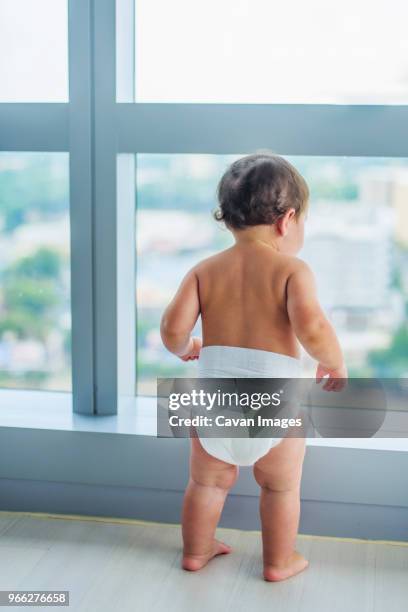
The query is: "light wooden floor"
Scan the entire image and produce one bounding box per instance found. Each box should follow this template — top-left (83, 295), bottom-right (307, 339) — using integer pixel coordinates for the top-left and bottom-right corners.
top-left (1, 511), bottom-right (408, 612)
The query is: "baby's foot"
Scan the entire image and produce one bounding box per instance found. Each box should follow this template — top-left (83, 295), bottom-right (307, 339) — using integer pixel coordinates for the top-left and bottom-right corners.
top-left (182, 539), bottom-right (232, 571)
top-left (264, 551), bottom-right (309, 582)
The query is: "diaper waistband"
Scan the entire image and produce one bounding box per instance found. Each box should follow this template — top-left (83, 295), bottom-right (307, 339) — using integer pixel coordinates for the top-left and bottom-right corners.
top-left (197, 345), bottom-right (301, 377)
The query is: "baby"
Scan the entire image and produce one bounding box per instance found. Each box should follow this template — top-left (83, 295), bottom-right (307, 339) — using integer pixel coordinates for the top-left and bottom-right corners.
top-left (160, 151), bottom-right (347, 582)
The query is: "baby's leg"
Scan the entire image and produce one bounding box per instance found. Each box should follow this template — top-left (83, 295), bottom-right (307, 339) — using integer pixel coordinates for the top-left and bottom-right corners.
top-left (182, 436), bottom-right (238, 571)
top-left (253, 436), bottom-right (308, 582)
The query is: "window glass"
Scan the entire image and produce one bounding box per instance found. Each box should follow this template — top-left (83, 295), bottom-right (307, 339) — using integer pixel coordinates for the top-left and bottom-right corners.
top-left (0, 0), bottom-right (68, 101)
top-left (0, 153), bottom-right (71, 390)
top-left (136, 154), bottom-right (408, 394)
top-left (135, 0), bottom-right (408, 104)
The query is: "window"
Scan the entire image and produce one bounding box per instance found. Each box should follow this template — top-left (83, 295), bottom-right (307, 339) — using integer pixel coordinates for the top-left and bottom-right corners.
top-left (1, 0), bottom-right (407, 417)
top-left (0, 0), bottom-right (68, 102)
top-left (135, 155), bottom-right (233, 394)
top-left (0, 153), bottom-right (71, 390)
top-left (135, 0), bottom-right (408, 104)
top-left (136, 154), bottom-right (408, 394)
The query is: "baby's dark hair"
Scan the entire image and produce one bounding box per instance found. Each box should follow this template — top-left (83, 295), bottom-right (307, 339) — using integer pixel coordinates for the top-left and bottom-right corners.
top-left (213, 151), bottom-right (309, 230)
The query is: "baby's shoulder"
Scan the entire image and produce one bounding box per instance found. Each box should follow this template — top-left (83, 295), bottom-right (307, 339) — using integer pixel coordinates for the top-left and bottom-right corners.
top-left (267, 255), bottom-right (315, 293)
top-left (287, 255), bottom-right (314, 277)
top-left (281, 254), bottom-right (311, 273)
top-left (191, 248), bottom-right (233, 273)
top-left (271, 252), bottom-right (310, 276)
top-left (282, 256), bottom-right (316, 293)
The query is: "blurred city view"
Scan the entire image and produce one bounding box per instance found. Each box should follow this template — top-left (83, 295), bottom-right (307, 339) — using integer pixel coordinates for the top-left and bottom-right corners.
top-left (0, 153), bottom-right (70, 390)
top-left (1, 153), bottom-right (407, 394)
top-left (1, 1), bottom-right (408, 396)
top-left (136, 155), bottom-right (408, 394)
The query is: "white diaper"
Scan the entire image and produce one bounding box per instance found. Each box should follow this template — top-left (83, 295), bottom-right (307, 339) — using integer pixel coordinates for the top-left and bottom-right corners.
top-left (196, 345), bottom-right (302, 466)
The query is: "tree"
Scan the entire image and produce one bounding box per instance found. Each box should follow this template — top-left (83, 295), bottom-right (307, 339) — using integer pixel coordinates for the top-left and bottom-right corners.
top-left (0, 248), bottom-right (63, 341)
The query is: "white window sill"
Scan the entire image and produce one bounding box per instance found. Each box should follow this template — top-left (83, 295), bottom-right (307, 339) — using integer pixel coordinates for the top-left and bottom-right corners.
top-left (1, 389), bottom-right (408, 452)
top-left (0, 389), bottom-right (156, 436)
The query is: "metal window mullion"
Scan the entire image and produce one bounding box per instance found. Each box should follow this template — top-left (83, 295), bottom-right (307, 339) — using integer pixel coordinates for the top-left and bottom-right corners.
top-left (116, 0), bottom-right (135, 103)
top-left (0, 104), bottom-right (69, 151)
top-left (116, 103), bottom-right (408, 157)
top-left (116, 0), bottom-right (136, 398)
top-left (92, 0), bottom-right (118, 414)
top-left (68, 0), bottom-right (96, 414)
top-left (117, 154), bottom-right (136, 397)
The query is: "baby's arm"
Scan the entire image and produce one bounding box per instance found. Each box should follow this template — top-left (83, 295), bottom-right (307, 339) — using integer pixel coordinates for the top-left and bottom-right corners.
top-left (160, 267), bottom-right (201, 360)
top-left (287, 260), bottom-right (347, 389)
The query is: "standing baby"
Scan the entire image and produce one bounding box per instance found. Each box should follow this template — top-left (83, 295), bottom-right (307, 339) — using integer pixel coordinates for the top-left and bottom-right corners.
top-left (160, 151), bottom-right (347, 581)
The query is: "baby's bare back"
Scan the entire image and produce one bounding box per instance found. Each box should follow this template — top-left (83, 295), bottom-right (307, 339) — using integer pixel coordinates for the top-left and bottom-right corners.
top-left (196, 242), bottom-right (301, 359)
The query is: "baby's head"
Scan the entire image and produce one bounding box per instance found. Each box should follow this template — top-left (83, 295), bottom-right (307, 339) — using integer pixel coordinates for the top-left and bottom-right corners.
top-left (214, 151), bottom-right (309, 254)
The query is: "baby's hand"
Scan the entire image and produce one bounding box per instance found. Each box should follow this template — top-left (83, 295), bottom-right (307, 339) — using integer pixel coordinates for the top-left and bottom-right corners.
top-left (179, 337), bottom-right (202, 361)
top-left (316, 362), bottom-right (348, 392)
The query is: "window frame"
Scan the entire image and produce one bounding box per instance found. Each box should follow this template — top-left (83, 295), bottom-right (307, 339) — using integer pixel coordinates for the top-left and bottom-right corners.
top-left (0, 0), bottom-right (408, 416)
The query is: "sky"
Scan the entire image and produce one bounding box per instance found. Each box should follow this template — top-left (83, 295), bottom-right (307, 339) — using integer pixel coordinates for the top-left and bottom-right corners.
top-left (1, 0), bottom-right (408, 103)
